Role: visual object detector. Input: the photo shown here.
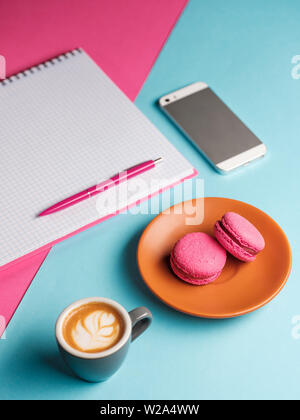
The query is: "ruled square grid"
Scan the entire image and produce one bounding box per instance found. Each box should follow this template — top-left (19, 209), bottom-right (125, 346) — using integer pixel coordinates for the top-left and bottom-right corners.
top-left (0, 49), bottom-right (194, 268)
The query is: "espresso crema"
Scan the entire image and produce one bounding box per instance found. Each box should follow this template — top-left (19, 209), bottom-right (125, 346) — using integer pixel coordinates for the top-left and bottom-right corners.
top-left (62, 302), bottom-right (125, 353)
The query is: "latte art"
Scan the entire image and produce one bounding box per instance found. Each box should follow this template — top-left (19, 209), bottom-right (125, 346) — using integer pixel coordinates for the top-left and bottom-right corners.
top-left (63, 302), bottom-right (124, 353)
top-left (72, 310), bottom-right (120, 351)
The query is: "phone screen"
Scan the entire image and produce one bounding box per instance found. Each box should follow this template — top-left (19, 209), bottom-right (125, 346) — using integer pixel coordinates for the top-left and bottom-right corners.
top-left (162, 87), bottom-right (262, 166)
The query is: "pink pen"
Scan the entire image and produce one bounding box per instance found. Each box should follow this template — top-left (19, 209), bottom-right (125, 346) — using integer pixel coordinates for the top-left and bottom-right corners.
top-left (39, 157), bottom-right (163, 216)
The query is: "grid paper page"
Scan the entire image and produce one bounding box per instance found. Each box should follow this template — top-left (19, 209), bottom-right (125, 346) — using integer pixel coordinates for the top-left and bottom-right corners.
top-left (0, 49), bottom-right (194, 268)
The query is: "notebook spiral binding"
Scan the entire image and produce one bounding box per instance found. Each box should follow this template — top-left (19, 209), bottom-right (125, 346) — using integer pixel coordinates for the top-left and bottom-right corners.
top-left (0, 48), bottom-right (83, 87)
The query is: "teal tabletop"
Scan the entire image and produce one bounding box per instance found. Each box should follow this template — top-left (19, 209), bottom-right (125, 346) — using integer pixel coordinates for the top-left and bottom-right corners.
top-left (1, 0), bottom-right (299, 400)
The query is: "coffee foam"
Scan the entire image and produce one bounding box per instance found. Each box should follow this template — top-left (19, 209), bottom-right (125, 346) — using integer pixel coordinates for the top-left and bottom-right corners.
top-left (63, 303), bottom-right (124, 353)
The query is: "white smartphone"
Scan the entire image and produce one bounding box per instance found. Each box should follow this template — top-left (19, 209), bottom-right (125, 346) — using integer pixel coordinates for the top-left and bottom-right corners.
top-left (159, 82), bottom-right (267, 173)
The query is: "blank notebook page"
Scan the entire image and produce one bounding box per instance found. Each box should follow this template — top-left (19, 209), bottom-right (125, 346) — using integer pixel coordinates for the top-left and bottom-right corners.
top-left (0, 49), bottom-right (194, 268)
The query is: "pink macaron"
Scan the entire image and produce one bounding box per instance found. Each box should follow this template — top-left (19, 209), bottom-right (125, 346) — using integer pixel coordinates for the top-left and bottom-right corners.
top-left (170, 232), bottom-right (227, 285)
top-left (214, 212), bottom-right (265, 262)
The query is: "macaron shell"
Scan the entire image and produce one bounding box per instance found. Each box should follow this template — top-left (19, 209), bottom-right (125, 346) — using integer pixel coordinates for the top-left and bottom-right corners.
top-left (171, 232), bottom-right (227, 279)
top-left (170, 253), bottom-right (221, 285)
top-left (170, 232), bottom-right (227, 285)
top-left (214, 221), bottom-right (256, 262)
top-left (222, 212), bottom-right (265, 253)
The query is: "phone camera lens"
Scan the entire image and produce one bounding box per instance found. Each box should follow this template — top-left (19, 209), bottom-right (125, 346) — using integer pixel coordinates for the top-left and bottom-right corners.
top-left (165, 98), bottom-right (170, 103)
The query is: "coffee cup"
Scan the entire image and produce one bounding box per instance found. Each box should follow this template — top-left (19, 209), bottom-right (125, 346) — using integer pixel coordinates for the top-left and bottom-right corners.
top-left (55, 297), bottom-right (152, 382)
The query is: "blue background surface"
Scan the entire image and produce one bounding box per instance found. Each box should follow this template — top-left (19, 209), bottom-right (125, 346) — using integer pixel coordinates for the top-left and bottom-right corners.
top-left (1, 0), bottom-right (299, 399)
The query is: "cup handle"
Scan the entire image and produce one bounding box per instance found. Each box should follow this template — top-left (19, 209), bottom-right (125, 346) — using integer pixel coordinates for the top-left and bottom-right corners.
top-left (128, 307), bottom-right (152, 342)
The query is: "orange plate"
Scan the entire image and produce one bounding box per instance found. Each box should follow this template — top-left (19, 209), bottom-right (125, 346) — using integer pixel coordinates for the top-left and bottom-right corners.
top-left (137, 198), bottom-right (292, 318)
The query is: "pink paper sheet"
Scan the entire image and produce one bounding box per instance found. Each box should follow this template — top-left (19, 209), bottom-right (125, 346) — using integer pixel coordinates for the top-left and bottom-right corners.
top-left (0, 0), bottom-right (188, 326)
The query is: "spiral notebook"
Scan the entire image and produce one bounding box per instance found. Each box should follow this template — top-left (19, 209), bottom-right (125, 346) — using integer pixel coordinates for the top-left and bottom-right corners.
top-left (0, 48), bottom-right (196, 270)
